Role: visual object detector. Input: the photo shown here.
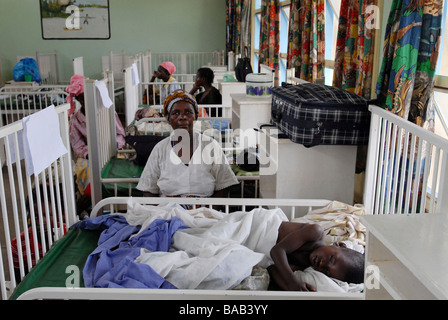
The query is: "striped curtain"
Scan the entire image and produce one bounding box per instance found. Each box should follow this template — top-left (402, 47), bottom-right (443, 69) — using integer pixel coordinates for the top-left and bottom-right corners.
top-left (332, 0), bottom-right (377, 99)
top-left (376, 0), bottom-right (444, 130)
top-left (259, 0), bottom-right (280, 86)
top-left (287, 0), bottom-right (325, 82)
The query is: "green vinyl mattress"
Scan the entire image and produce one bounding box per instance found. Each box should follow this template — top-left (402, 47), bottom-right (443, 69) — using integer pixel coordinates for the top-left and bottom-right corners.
top-left (101, 156), bottom-right (144, 197)
top-left (10, 228), bottom-right (101, 300)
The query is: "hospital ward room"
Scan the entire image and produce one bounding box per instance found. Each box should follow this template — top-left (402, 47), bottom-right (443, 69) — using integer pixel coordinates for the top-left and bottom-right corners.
top-left (1, 0), bottom-right (448, 307)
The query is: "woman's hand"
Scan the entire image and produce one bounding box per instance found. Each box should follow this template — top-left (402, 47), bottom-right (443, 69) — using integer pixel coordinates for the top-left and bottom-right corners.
top-left (190, 80), bottom-right (202, 95)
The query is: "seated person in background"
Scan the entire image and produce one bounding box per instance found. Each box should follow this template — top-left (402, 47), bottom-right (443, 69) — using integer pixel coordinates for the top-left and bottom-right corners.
top-left (189, 67), bottom-right (222, 117)
top-left (142, 61), bottom-right (181, 106)
top-left (136, 89), bottom-right (238, 198)
top-left (269, 222), bottom-right (365, 291)
top-left (67, 74), bottom-right (126, 209)
top-left (67, 74), bottom-right (126, 159)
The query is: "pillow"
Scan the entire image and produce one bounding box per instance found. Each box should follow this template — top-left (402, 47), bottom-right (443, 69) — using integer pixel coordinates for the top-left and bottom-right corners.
top-left (125, 135), bottom-right (166, 166)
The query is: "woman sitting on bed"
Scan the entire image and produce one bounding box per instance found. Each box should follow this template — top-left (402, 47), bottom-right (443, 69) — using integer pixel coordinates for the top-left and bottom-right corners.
top-left (136, 89), bottom-right (238, 198)
top-left (140, 61), bottom-right (181, 108)
top-left (189, 67), bottom-right (222, 117)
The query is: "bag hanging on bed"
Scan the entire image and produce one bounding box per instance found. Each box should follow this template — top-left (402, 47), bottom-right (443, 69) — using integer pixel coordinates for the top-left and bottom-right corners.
top-left (235, 47), bottom-right (253, 82)
top-left (270, 83), bottom-right (372, 147)
top-left (125, 135), bottom-right (166, 166)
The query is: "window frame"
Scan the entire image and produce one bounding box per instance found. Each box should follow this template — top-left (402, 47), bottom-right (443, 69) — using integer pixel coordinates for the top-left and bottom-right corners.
top-left (251, 0), bottom-right (448, 139)
top-left (251, 0), bottom-right (345, 84)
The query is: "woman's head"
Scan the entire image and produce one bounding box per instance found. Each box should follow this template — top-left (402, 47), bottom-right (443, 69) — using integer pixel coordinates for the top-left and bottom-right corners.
top-left (66, 74), bottom-right (85, 115)
top-left (164, 90), bottom-right (199, 132)
top-left (155, 61), bottom-right (176, 81)
top-left (196, 67), bottom-right (215, 86)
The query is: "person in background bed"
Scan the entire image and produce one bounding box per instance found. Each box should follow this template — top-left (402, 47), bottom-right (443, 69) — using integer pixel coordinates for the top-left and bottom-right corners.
top-left (189, 67), bottom-right (222, 117)
top-left (269, 221), bottom-right (365, 291)
top-left (66, 74), bottom-right (126, 214)
top-left (139, 61), bottom-right (181, 112)
top-left (136, 89), bottom-right (238, 199)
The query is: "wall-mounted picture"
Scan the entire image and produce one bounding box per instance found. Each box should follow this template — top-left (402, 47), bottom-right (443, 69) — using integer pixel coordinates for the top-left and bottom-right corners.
top-left (40, 0), bottom-right (110, 39)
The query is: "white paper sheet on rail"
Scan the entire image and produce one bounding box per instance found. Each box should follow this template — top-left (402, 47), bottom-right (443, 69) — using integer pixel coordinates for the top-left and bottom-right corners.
top-left (132, 63), bottom-right (140, 85)
top-left (22, 105), bottom-right (68, 176)
top-left (94, 80), bottom-right (113, 108)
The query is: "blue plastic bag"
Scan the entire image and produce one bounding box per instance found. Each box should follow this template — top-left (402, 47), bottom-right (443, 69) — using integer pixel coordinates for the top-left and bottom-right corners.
top-left (13, 58), bottom-right (41, 83)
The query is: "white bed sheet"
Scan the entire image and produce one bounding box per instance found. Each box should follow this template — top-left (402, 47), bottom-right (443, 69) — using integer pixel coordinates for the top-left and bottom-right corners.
top-left (126, 200), bottom-right (287, 290)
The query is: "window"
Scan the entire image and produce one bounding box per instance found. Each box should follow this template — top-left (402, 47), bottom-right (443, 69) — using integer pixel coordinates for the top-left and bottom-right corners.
top-left (252, 0), bottom-right (339, 84)
top-left (434, 1), bottom-right (448, 140)
top-left (251, 0), bottom-right (448, 140)
top-left (325, 0), bottom-right (340, 85)
top-left (253, 1), bottom-right (262, 73)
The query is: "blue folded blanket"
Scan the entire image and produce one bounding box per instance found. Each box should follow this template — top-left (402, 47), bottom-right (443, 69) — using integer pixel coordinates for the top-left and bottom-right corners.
top-left (72, 214), bottom-right (188, 289)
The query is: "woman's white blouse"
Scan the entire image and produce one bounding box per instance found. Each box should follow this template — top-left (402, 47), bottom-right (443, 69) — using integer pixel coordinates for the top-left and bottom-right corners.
top-left (136, 131), bottom-right (238, 197)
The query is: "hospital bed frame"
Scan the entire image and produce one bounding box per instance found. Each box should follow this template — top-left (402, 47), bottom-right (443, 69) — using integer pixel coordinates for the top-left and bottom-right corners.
top-left (85, 72), bottom-right (255, 206)
top-left (1, 97), bottom-right (448, 299)
top-left (144, 50), bottom-right (225, 77)
top-left (363, 105), bottom-right (448, 214)
top-left (123, 66), bottom-right (231, 126)
top-left (15, 196), bottom-right (364, 300)
top-left (0, 104), bottom-right (77, 299)
top-left (16, 50), bottom-right (60, 85)
top-left (0, 84), bottom-right (67, 127)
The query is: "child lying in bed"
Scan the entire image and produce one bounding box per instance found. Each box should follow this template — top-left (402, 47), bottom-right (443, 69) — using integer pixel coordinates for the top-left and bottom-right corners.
top-left (122, 201), bottom-right (364, 291)
top-left (269, 222), bottom-right (365, 291)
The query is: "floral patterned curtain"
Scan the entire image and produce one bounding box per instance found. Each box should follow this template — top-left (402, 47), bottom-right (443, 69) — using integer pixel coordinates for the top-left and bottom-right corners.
top-left (226, 0), bottom-right (236, 56)
top-left (376, 0), bottom-right (444, 130)
top-left (259, 0), bottom-right (280, 86)
top-left (287, 0), bottom-right (325, 82)
top-left (226, 0), bottom-right (252, 59)
top-left (333, 0), bottom-right (377, 99)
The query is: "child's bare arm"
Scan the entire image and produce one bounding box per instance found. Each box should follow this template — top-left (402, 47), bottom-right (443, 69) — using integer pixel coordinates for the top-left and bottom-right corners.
top-left (270, 224), bottom-right (323, 291)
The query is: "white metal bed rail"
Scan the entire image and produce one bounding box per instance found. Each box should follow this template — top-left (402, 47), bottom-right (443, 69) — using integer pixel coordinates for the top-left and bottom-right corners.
top-left (132, 115), bottom-right (233, 138)
top-left (0, 84), bottom-right (67, 93)
top-left (124, 65), bottom-right (231, 125)
top-left (148, 50), bottom-right (225, 75)
top-left (101, 50), bottom-right (129, 88)
top-left (90, 196), bottom-right (331, 223)
top-left (17, 286), bottom-right (362, 300)
top-left (0, 103), bottom-right (77, 300)
top-left (140, 80), bottom-right (194, 104)
top-left (0, 87), bottom-right (67, 126)
top-left (100, 176), bottom-right (260, 200)
top-left (73, 56), bottom-right (84, 76)
top-left (363, 105), bottom-right (448, 215)
top-left (85, 71), bottom-right (117, 207)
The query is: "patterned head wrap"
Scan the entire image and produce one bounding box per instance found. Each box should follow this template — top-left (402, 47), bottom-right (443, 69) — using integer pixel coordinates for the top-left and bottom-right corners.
top-left (66, 74), bottom-right (85, 116)
top-left (163, 89), bottom-right (198, 117)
